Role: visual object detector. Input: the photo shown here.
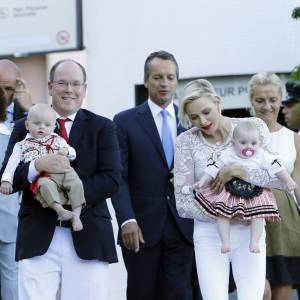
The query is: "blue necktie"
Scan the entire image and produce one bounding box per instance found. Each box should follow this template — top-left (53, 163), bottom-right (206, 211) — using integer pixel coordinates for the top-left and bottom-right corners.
top-left (160, 109), bottom-right (174, 169)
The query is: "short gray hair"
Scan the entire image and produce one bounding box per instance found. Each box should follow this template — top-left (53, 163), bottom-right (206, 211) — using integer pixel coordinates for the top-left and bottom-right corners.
top-left (144, 50), bottom-right (179, 82)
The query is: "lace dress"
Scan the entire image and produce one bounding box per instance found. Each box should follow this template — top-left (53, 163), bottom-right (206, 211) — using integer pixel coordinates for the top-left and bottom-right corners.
top-left (174, 117), bottom-right (278, 222)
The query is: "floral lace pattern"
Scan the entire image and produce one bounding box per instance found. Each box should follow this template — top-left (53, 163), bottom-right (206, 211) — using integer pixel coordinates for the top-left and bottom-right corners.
top-left (174, 117), bottom-right (278, 221)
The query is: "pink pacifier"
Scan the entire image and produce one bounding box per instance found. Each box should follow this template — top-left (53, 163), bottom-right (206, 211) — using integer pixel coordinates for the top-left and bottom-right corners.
top-left (241, 147), bottom-right (255, 157)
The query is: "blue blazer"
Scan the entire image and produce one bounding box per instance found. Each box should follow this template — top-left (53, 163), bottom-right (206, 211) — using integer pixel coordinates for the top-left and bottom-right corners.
top-left (112, 102), bottom-right (193, 247)
top-left (1, 109), bottom-right (121, 262)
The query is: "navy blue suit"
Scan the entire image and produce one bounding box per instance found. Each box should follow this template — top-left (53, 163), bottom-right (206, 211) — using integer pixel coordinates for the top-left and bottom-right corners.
top-left (1, 109), bottom-right (121, 262)
top-left (112, 102), bottom-right (194, 300)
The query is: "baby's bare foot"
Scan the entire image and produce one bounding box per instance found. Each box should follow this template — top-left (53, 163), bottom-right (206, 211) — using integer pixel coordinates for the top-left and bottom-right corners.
top-left (58, 210), bottom-right (73, 221)
top-left (53, 203), bottom-right (73, 221)
top-left (250, 242), bottom-right (260, 253)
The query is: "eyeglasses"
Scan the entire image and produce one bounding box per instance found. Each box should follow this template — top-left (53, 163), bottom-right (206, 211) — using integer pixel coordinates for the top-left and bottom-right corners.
top-left (53, 81), bottom-right (85, 90)
top-left (0, 86), bottom-right (15, 93)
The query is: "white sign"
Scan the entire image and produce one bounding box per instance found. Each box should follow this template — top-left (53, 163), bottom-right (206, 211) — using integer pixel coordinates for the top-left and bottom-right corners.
top-left (0, 0), bottom-right (82, 57)
top-left (177, 74), bottom-right (290, 110)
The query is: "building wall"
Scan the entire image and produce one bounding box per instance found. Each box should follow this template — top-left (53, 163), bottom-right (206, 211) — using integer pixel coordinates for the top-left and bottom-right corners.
top-left (12, 55), bottom-right (47, 104)
top-left (2, 1), bottom-right (300, 299)
top-left (84, 0), bottom-right (300, 119)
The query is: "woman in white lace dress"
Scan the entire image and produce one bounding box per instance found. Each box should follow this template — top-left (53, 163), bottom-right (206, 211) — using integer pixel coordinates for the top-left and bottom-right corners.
top-left (174, 79), bottom-right (276, 300)
top-left (249, 72), bottom-right (300, 300)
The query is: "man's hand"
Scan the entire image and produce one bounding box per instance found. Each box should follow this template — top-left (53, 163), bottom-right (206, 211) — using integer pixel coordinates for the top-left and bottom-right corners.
top-left (14, 78), bottom-right (32, 112)
top-left (0, 181), bottom-right (13, 194)
top-left (121, 221), bottom-right (145, 253)
top-left (35, 154), bottom-right (71, 174)
top-left (210, 165), bottom-right (246, 194)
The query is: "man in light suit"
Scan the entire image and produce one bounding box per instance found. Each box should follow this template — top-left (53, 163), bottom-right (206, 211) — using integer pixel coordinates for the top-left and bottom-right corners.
top-left (112, 51), bottom-right (195, 300)
top-left (0, 59), bottom-right (32, 300)
top-left (1, 59), bottom-right (121, 300)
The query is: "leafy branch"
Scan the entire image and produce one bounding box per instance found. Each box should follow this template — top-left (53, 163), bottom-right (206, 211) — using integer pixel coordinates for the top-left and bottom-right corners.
top-left (290, 7), bottom-right (300, 80)
top-left (290, 65), bottom-right (300, 81)
top-left (292, 7), bottom-right (300, 19)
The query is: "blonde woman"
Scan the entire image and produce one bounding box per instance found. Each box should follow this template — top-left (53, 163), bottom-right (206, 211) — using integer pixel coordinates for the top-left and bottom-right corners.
top-left (174, 79), bottom-right (276, 300)
top-left (249, 72), bottom-right (300, 300)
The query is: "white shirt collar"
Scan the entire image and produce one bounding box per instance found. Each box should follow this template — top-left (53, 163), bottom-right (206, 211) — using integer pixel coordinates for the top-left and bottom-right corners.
top-left (55, 112), bottom-right (77, 122)
top-left (0, 122), bottom-right (12, 135)
top-left (24, 132), bottom-right (59, 139)
top-left (147, 99), bottom-right (175, 119)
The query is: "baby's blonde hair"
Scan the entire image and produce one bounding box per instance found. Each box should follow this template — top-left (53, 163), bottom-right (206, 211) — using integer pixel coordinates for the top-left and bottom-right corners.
top-left (232, 120), bottom-right (260, 142)
top-left (27, 104), bottom-right (56, 122)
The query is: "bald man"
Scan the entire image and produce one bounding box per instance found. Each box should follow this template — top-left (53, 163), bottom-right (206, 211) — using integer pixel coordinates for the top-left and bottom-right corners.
top-left (0, 59), bottom-right (31, 300)
top-left (0, 59), bottom-right (32, 131)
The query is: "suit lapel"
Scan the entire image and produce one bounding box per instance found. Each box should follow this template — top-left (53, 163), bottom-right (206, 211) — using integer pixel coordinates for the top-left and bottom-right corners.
top-left (54, 124), bottom-right (60, 135)
top-left (174, 105), bottom-right (185, 136)
top-left (136, 103), bottom-right (167, 165)
top-left (68, 109), bottom-right (87, 147)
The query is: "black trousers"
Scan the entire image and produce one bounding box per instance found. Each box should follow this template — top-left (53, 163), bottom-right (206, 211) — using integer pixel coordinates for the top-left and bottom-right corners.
top-left (122, 211), bottom-right (197, 300)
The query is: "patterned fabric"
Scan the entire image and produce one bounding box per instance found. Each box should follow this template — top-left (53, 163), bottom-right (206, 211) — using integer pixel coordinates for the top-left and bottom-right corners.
top-left (204, 146), bottom-right (285, 179)
top-left (225, 178), bottom-right (263, 198)
top-left (194, 186), bottom-right (280, 221)
top-left (21, 134), bottom-right (65, 163)
top-left (174, 117), bottom-right (276, 222)
top-left (192, 143), bottom-right (284, 220)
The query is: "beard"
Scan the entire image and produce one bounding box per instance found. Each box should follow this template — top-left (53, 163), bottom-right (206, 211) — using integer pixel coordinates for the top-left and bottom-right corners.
top-left (159, 97), bottom-right (170, 105)
top-left (153, 96), bottom-right (173, 108)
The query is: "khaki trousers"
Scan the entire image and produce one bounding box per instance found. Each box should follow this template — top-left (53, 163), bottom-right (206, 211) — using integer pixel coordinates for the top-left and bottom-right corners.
top-left (36, 169), bottom-right (85, 209)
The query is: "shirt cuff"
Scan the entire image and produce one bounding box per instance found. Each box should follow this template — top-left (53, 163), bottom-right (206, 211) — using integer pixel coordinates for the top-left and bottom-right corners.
top-left (28, 161), bottom-right (40, 183)
top-left (121, 219), bottom-right (137, 228)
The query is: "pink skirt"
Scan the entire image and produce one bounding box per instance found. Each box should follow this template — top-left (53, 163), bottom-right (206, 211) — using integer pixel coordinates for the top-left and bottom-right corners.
top-left (193, 186), bottom-right (280, 221)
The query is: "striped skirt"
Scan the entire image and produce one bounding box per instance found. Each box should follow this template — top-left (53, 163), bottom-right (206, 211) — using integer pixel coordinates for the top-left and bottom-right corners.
top-left (194, 186), bottom-right (280, 221)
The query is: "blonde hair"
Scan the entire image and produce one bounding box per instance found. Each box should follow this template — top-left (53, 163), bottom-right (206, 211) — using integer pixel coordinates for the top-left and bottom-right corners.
top-left (27, 104), bottom-right (56, 122)
top-left (233, 120), bottom-right (260, 142)
top-left (248, 72), bottom-right (282, 101)
top-left (178, 79), bottom-right (220, 128)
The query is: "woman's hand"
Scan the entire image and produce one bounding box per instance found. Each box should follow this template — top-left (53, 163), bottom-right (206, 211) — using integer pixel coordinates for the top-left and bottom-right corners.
top-left (210, 165), bottom-right (246, 193)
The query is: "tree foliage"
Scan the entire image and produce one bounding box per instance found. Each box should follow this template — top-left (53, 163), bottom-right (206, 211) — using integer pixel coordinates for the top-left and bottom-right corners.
top-left (290, 7), bottom-right (300, 80)
top-left (292, 7), bottom-right (300, 19)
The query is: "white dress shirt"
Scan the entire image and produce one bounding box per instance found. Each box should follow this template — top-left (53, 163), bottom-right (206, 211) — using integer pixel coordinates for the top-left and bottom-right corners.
top-left (0, 122), bottom-right (12, 136)
top-left (122, 99), bottom-right (177, 227)
top-left (147, 99), bottom-right (177, 146)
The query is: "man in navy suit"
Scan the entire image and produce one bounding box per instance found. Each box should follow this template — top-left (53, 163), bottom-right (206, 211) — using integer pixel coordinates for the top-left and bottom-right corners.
top-left (1, 59), bottom-right (121, 300)
top-left (112, 51), bottom-right (195, 300)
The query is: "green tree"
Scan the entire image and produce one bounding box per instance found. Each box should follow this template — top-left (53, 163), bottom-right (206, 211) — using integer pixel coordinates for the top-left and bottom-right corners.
top-left (290, 7), bottom-right (300, 80)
